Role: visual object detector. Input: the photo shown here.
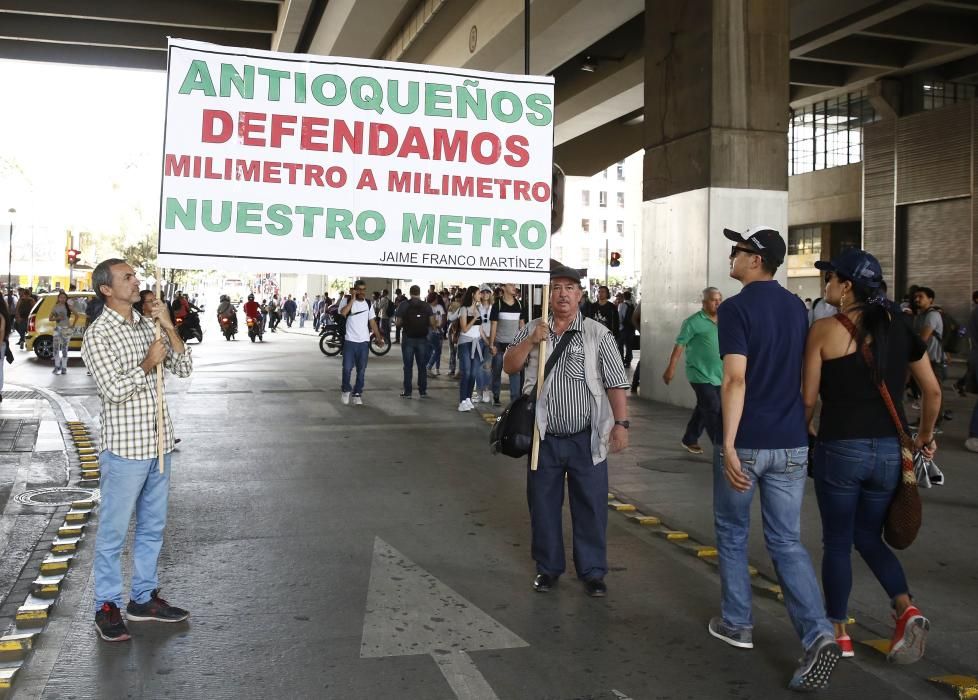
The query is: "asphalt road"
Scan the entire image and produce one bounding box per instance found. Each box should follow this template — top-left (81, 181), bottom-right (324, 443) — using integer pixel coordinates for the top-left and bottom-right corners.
top-left (1, 316), bottom-right (972, 699)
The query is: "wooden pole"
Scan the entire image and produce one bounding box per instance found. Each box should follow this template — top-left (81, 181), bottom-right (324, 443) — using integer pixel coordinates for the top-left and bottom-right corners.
top-left (529, 284), bottom-right (550, 471)
top-left (155, 275), bottom-right (165, 473)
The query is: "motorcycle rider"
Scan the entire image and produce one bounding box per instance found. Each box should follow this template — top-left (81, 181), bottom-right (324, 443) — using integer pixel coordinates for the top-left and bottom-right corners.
top-left (243, 294), bottom-right (263, 341)
top-left (217, 294), bottom-right (237, 338)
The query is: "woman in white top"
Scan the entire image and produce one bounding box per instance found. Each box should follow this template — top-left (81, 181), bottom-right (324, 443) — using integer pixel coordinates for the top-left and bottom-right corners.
top-left (475, 285), bottom-right (494, 403)
top-left (299, 294), bottom-right (312, 328)
top-left (456, 286), bottom-right (482, 411)
top-left (426, 292), bottom-right (446, 375)
top-left (48, 290), bottom-right (74, 374)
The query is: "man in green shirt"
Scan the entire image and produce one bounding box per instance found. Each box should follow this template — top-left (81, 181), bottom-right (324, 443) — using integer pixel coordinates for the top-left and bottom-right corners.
top-left (663, 287), bottom-right (723, 454)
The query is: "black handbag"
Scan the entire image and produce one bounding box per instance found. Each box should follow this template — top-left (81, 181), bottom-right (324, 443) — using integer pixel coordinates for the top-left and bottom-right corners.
top-left (4, 343), bottom-right (12, 365)
top-left (489, 330), bottom-right (577, 458)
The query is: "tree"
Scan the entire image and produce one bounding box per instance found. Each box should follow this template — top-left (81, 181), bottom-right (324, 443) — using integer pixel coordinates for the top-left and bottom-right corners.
top-left (118, 232), bottom-right (158, 280)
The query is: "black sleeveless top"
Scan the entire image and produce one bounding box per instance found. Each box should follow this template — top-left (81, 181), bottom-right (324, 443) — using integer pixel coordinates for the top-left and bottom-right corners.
top-left (818, 315), bottom-right (926, 440)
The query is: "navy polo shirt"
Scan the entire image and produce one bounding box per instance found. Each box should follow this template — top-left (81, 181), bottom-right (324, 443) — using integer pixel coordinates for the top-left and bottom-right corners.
top-left (717, 280), bottom-right (809, 449)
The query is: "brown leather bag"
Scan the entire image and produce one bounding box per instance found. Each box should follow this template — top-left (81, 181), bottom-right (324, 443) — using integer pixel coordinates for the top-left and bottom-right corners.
top-left (834, 313), bottom-right (921, 550)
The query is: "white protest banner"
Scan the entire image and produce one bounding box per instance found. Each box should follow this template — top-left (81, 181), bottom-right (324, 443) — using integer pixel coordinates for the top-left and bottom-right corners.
top-left (158, 39), bottom-right (554, 283)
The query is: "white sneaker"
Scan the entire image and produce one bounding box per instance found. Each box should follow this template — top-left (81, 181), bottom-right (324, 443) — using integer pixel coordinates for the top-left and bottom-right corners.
top-left (965, 437), bottom-right (978, 453)
top-left (352, 394), bottom-right (363, 406)
top-left (482, 389), bottom-right (492, 404)
top-left (458, 399), bottom-right (472, 412)
top-left (341, 392), bottom-right (351, 405)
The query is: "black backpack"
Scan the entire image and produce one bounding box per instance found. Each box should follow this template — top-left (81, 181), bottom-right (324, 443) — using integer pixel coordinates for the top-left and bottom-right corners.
top-left (402, 299), bottom-right (430, 338)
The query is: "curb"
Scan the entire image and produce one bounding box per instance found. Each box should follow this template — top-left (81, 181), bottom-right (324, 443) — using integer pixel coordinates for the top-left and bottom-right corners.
top-left (0, 419), bottom-right (98, 695)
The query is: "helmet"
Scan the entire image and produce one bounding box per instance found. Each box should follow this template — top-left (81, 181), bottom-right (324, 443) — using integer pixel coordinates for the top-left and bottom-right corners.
top-left (248, 294), bottom-right (255, 300)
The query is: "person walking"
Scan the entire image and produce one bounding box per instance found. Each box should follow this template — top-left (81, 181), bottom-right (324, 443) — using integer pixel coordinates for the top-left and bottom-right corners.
top-left (298, 294), bottom-right (311, 328)
top-left (446, 291), bottom-right (462, 378)
top-left (338, 280), bottom-right (385, 405)
top-left (82, 258), bottom-right (194, 642)
top-left (395, 285), bottom-right (433, 398)
top-left (488, 283), bottom-right (526, 406)
top-left (393, 289), bottom-right (406, 344)
top-left (375, 290), bottom-right (393, 343)
top-left (14, 287), bottom-right (33, 349)
top-left (711, 225), bottom-right (841, 692)
top-left (456, 286), bottom-right (482, 411)
top-left (504, 265), bottom-right (630, 597)
top-left (0, 295), bottom-right (9, 401)
top-left (267, 295), bottom-right (280, 332)
top-left (426, 292), bottom-right (445, 376)
top-left (283, 295), bottom-right (297, 327)
top-left (912, 287), bottom-right (945, 426)
top-left (662, 287), bottom-right (723, 453)
top-left (803, 248), bottom-right (939, 664)
top-left (587, 285), bottom-right (619, 335)
top-left (48, 290), bottom-right (74, 375)
top-left (475, 285), bottom-right (494, 404)
top-left (617, 291), bottom-right (636, 367)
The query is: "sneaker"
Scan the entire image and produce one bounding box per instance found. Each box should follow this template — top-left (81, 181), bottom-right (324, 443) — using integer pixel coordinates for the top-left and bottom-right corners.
top-left (435, 369), bottom-right (441, 376)
top-left (427, 369), bottom-right (437, 378)
top-left (965, 437), bottom-right (978, 453)
top-left (888, 605), bottom-right (929, 664)
top-left (52, 367), bottom-right (60, 374)
top-left (493, 395), bottom-right (501, 407)
top-left (458, 399), bottom-right (473, 412)
top-left (94, 602), bottom-right (131, 642)
top-left (682, 442), bottom-right (705, 455)
top-left (788, 636), bottom-right (841, 692)
top-left (836, 633), bottom-right (854, 658)
top-left (708, 617), bottom-right (754, 649)
top-left (419, 392), bottom-right (428, 398)
top-left (341, 391), bottom-right (351, 405)
top-left (352, 394), bottom-right (363, 406)
top-left (482, 389), bottom-right (492, 404)
top-left (126, 590), bottom-right (189, 623)
top-left (400, 392), bottom-right (412, 398)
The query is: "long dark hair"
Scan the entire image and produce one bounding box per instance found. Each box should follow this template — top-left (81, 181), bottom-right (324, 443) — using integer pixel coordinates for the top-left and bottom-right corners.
top-left (461, 285), bottom-right (478, 308)
top-left (844, 277), bottom-right (891, 384)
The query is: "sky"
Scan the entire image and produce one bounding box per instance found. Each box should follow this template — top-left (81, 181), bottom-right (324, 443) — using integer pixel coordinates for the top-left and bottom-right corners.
top-left (0, 58), bottom-right (166, 241)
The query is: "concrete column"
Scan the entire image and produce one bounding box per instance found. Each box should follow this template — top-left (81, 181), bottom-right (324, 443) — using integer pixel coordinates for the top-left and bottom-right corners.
top-left (640, 0), bottom-right (789, 408)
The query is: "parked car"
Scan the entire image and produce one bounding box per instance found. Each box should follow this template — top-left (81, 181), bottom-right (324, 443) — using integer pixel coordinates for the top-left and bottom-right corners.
top-left (25, 291), bottom-right (95, 359)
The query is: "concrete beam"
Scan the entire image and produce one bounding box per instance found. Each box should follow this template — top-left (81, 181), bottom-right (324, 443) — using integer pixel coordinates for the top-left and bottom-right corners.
top-left (273, 0), bottom-right (314, 53)
top-left (555, 56), bottom-right (643, 145)
top-left (0, 0), bottom-right (280, 33)
top-left (802, 35), bottom-right (907, 69)
top-left (0, 37), bottom-right (165, 69)
top-left (859, 10), bottom-right (978, 47)
top-left (422, 0), bottom-right (642, 75)
top-left (790, 0), bottom-right (926, 56)
top-left (790, 59), bottom-right (848, 87)
top-left (306, 0), bottom-right (414, 59)
top-left (554, 120), bottom-right (644, 177)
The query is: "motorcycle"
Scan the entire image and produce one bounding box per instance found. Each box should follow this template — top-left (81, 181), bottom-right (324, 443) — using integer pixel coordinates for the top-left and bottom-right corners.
top-left (218, 306), bottom-right (238, 341)
top-left (247, 314), bottom-right (264, 343)
top-left (176, 308), bottom-right (204, 343)
top-left (318, 313), bottom-right (390, 357)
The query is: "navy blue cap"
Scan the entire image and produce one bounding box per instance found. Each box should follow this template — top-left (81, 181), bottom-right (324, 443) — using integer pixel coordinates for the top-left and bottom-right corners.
top-left (814, 248), bottom-right (883, 291)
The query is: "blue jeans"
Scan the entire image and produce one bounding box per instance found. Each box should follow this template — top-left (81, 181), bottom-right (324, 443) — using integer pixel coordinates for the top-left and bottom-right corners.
top-left (342, 341), bottom-right (369, 394)
top-left (682, 382), bottom-right (721, 446)
top-left (94, 450), bottom-right (172, 612)
top-left (299, 312), bottom-right (307, 327)
top-left (713, 446), bottom-right (832, 649)
top-left (458, 342), bottom-right (477, 403)
top-left (401, 336), bottom-right (428, 395)
top-left (426, 330), bottom-right (443, 370)
top-left (491, 341), bottom-right (522, 400)
top-left (476, 338), bottom-right (491, 391)
top-left (813, 438), bottom-right (909, 622)
top-left (528, 431), bottom-right (608, 580)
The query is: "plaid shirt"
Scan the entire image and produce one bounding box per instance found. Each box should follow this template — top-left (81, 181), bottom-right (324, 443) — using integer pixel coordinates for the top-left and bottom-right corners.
top-left (81, 305), bottom-right (193, 460)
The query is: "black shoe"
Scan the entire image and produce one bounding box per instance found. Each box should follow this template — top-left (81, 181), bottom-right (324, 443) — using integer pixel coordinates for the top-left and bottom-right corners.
top-left (493, 395), bottom-right (501, 407)
top-left (399, 392), bottom-right (412, 398)
top-left (126, 589), bottom-right (189, 623)
top-left (94, 602), bottom-right (131, 641)
top-left (419, 392), bottom-right (428, 398)
top-left (584, 578), bottom-right (607, 597)
top-left (533, 573), bottom-right (557, 592)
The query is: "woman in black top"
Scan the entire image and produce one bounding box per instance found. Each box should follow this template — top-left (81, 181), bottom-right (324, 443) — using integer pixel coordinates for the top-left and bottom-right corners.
top-left (802, 249), bottom-right (940, 665)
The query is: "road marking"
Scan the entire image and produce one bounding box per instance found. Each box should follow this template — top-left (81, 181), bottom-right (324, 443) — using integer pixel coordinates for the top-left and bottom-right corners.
top-left (361, 537), bottom-right (527, 699)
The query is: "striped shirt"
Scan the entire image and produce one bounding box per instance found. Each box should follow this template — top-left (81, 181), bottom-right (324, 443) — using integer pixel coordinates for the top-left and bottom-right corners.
top-left (81, 305), bottom-right (193, 460)
top-left (512, 312), bottom-right (629, 435)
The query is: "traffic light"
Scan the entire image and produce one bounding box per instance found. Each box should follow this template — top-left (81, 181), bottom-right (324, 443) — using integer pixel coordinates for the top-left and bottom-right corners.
top-left (66, 249), bottom-right (80, 266)
top-left (610, 251), bottom-right (621, 267)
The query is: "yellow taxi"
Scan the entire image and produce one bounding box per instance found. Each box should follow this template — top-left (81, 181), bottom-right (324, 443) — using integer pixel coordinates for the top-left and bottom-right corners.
top-left (25, 291), bottom-right (96, 359)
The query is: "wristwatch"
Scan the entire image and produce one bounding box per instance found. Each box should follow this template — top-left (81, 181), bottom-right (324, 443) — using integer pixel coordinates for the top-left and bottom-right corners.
top-left (614, 420), bottom-right (630, 429)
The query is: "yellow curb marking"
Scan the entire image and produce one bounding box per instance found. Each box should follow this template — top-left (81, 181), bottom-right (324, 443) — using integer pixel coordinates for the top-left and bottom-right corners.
top-left (79, 455), bottom-right (98, 462)
top-left (628, 515), bottom-right (661, 526)
top-left (58, 525), bottom-right (84, 538)
top-left (0, 633), bottom-right (37, 652)
top-left (929, 675), bottom-right (978, 700)
top-left (860, 639), bottom-right (891, 655)
top-left (696, 546), bottom-right (718, 558)
top-left (0, 666), bottom-right (21, 688)
top-left (665, 532), bottom-right (689, 540)
top-left (65, 510), bottom-right (91, 523)
top-left (608, 501), bottom-right (636, 512)
top-left (70, 499), bottom-right (93, 510)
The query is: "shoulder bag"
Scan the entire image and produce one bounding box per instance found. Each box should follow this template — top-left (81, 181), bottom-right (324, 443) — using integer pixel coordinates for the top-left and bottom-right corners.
top-left (834, 313), bottom-right (921, 549)
top-left (489, 329), bottom-right (577, 458)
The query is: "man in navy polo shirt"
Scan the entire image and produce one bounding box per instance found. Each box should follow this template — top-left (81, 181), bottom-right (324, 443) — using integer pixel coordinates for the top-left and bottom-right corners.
top-left (709, 225), bottom-right (840, 692)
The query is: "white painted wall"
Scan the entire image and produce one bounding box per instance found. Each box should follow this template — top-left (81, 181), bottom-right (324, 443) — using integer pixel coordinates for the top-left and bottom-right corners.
top-left (639, 187), bottom-right (788, 408)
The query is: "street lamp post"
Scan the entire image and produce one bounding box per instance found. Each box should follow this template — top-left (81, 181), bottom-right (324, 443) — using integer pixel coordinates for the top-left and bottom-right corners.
top-left (7, 208), bottom-right (15, 300)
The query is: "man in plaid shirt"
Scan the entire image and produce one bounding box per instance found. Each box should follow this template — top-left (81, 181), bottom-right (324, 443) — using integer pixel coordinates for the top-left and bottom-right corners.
top-left (82, 258), bottom-right (193, 642)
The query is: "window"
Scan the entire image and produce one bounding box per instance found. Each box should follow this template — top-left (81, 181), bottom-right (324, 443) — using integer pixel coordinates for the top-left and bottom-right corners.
top-left (580, 247), bottom-right (590, 263)
top-left (922, 80), bottom-right (976, 110)
top-left (616, 162), bottom-right (625, 180)
top-left (581, 190), bottom-right (590, 207)
top-left (601, 220), bottom-right (608, 234)
top-left (787, 226), bottom-right (821, 256)
top-left (616, 192), bottom-right (624, 208)
top-left (789, 90), bottom-right (877, 175)
top-left (599, 192), bottom-right (607, 208)
top-left (616, 220), bottom-right (624, 235)
top-left (581, 218), bottom-right (590, 233)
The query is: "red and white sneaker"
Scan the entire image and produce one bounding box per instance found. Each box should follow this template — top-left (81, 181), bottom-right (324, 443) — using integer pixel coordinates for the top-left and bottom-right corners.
top-left (888, 605), bottom-right (929, 664)
top-left (836, 633), bottom-right (854, 658)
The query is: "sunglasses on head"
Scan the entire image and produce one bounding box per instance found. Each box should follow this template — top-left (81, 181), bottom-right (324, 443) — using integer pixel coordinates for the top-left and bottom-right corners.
top-left (729, 245), bottom-right (758, 259)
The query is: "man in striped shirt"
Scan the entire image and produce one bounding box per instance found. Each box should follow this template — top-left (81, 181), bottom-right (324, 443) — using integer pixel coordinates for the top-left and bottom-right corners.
top-left (82, 259), bottom-right (194, 642)
top-left (504, 265), bottom-right (630, 598)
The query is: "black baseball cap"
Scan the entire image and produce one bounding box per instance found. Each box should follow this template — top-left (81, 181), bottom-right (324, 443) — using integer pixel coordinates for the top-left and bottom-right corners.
top-left (723, 225), bottom-right (786, 267)
top-left (549, 263), bottom-right (582, 284)
top-left (814, 248), bottom-right (883, 291)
